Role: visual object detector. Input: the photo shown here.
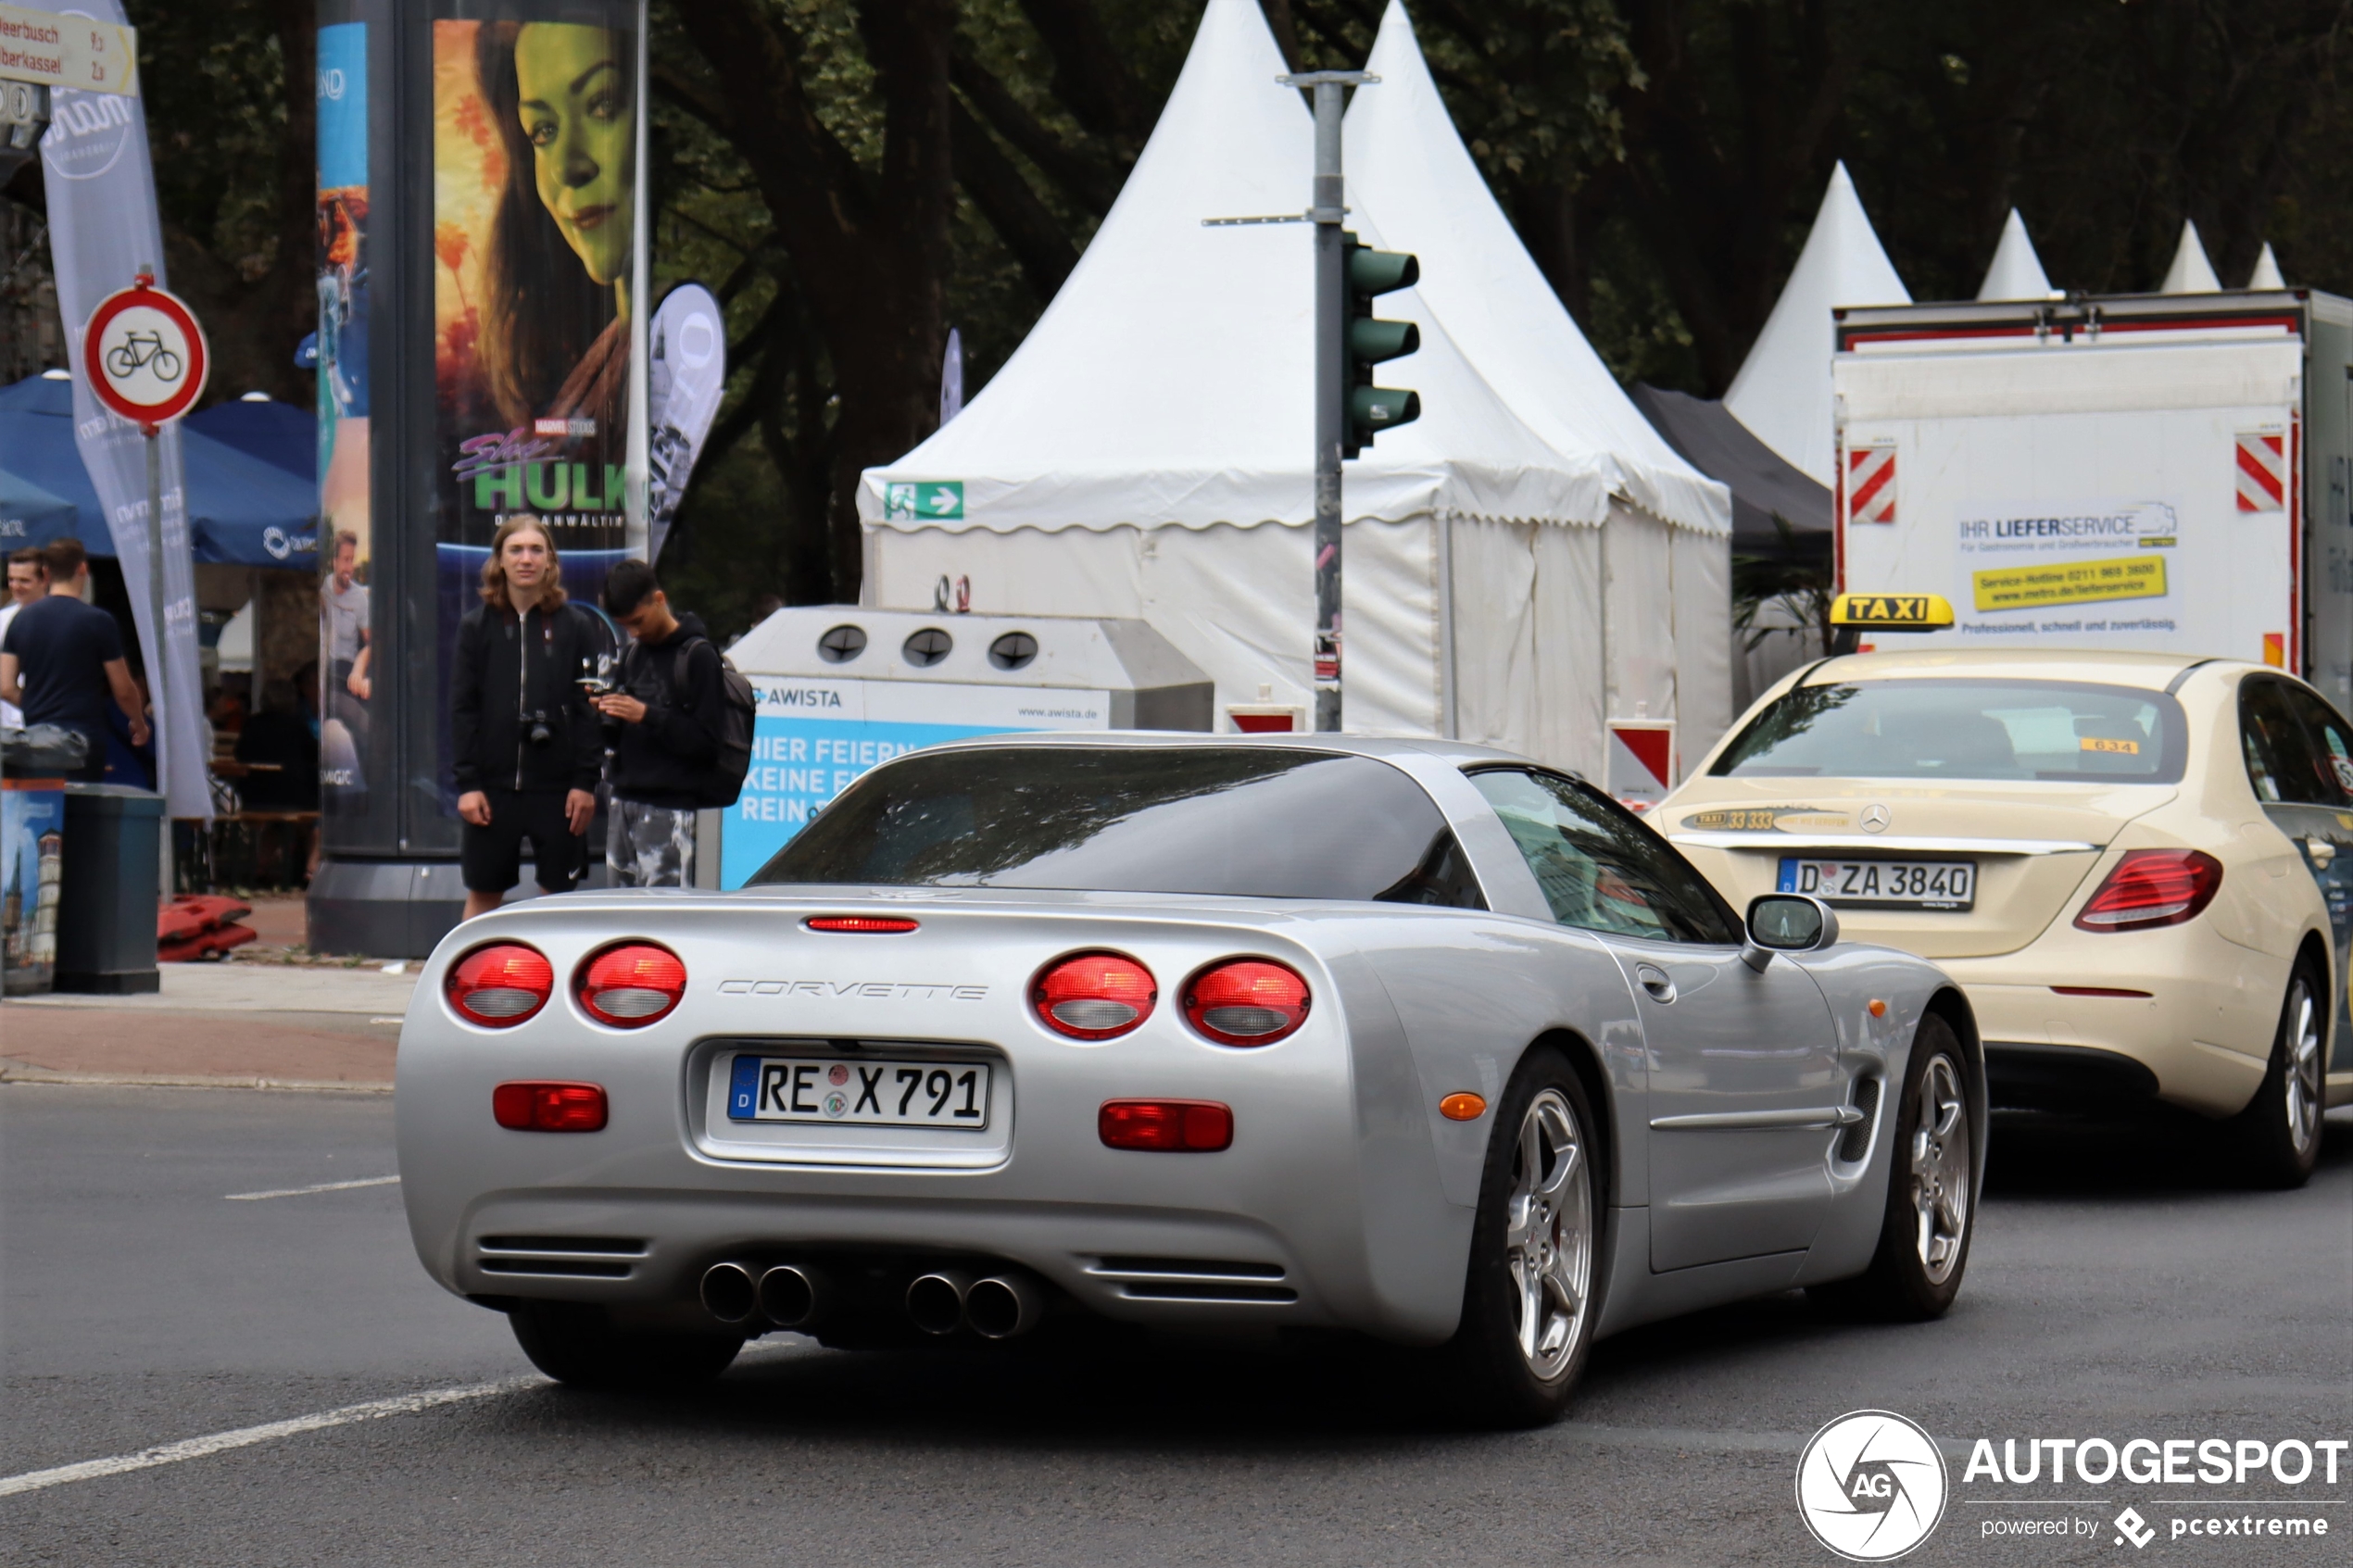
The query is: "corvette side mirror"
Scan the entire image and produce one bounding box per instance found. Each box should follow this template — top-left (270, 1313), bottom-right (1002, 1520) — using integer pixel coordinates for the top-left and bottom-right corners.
top-left (1743, 894), bottom-right (1839, 972)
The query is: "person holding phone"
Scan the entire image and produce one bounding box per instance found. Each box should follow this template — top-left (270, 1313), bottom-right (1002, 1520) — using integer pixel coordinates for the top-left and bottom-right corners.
top-left (594, 559), bottom-right (723, 887)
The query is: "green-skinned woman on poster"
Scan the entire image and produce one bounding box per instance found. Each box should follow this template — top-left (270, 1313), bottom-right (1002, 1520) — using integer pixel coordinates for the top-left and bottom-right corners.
top-left (474, 20), bottom-right (634, 445)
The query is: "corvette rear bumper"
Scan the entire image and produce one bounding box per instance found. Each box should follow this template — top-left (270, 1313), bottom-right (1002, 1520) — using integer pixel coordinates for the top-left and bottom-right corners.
top-left (447, 1189), bottom-right (1368, 1331)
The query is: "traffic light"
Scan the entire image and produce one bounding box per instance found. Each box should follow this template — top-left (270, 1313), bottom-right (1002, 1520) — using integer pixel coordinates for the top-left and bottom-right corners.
top-left (1341, 232), bottom-right (1420, 457)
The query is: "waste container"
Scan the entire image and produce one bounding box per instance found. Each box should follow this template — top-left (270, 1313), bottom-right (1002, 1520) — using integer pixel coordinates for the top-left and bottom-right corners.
top-left (54, 784), bottom-right (162, 995)
top-left (2, 726), bottom-right (85, 997)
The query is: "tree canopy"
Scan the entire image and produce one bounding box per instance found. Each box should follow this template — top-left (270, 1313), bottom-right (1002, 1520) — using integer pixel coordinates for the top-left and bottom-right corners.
top-left (4, 0), bottom-right (2344, 636)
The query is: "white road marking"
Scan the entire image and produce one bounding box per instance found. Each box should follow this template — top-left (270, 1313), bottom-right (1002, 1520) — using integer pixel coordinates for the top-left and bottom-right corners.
top-left (224, 1175), bottom-right (400, 1201)
top-left (369, 1017), bottom-right (406, 1025)
top-left (0, 1379), bottom-right (533, 1499)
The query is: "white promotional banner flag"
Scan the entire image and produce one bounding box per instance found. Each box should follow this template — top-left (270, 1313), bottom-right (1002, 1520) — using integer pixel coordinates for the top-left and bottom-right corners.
top-left (646, 282), bottom-right (724, 564)
top-left (34, 0), bottom-right (208, 819)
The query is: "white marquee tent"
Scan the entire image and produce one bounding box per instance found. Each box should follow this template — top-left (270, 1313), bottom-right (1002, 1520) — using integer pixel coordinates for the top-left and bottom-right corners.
top-left (1977, 209), bottom-right (2058, 301)
top-left (1722, 163), bottom-right (1909, 486)
top-left (858, 0), bottom-right (1732, 777)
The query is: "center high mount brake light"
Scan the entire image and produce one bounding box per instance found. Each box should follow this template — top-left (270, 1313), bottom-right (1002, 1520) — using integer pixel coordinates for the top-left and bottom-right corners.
top-left (805, 915), bottom-right (921, 934)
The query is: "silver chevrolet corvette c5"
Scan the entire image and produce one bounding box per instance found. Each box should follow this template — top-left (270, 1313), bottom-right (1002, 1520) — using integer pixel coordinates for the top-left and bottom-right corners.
top-left (396, 733), bottom-right (1982, 1425)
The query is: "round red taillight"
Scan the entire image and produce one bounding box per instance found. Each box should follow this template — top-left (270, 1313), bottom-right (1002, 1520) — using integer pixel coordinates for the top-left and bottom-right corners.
top-left (576, 942), bottom-right (687, 1027)
top-left (1033, 952), bottom-right (1156, 1040)
top-left (447, 943), bottom-right (553, 1027)
top-left (1184, 959), bottom-right (1310, 1047)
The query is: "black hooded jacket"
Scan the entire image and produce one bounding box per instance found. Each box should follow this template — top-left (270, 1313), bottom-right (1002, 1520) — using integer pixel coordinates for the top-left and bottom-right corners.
top-left (450, 598), bottom-right (604, 795)
top-left (604, 610), bottom-right (725, 809)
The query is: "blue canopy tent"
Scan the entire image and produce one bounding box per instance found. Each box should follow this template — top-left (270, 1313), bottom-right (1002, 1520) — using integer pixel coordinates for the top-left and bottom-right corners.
top-left (185, 394), bottom-right (314, 481)
top-left (0, 373), bottom-right (318, 567)
top-left (0, 468), bottom-right (79, 552)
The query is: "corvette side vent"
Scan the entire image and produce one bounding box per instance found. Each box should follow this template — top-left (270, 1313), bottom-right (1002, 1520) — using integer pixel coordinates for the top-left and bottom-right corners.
top-left (1083, 1256), bottom-right (1298, 1304)
top-left (1836, 1078), bottom-right (1881, 1164)
top-left (475, 1236), bottom-right (647, 1279)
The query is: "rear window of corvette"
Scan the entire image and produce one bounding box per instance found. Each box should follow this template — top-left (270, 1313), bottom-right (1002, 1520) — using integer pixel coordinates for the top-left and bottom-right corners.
top-left (1711, 679), bottom-right (2188, 784)
top-left (751, 746), bottom-right (1486, 906)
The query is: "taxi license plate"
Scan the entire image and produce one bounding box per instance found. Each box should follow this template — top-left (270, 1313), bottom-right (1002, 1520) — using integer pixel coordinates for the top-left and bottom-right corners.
top-left (726, 1054), bottom-right (992, 1128)
top-left (1778, 858), bottom-right (1975, 910)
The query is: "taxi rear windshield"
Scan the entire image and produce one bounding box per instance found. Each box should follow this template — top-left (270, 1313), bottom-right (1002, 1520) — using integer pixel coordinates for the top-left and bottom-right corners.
top-left (1710, 679), bottom-right (2187, 784)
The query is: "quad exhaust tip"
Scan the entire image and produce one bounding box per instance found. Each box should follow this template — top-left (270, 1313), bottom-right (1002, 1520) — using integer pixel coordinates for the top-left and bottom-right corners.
top-left (757, 1264), bottom-right (822, 1329)
top-left (905, 1270), bottom-right (972, 1336)
top-left (699, 1261), bottom-right (760, 1325)
top-left (964, 1272), bottom-right (1046, 1339)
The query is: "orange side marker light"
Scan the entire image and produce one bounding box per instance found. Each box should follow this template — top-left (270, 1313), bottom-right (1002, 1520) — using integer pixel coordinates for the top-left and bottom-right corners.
top-left (1439, 1093), bottom-right (1487, 1122)
top-left (1868, 999), bottom-right (1888, 1018)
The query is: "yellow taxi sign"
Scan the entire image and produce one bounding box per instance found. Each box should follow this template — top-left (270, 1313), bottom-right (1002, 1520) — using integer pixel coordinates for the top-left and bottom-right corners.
top-left (1829, 593), bottom-right (1955, 631)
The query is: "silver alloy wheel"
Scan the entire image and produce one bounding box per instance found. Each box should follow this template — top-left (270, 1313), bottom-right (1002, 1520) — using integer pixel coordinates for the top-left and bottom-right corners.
top-left (1504, 1087), bottom-right (1592, 1380)
top-left (2284, 975), bottom-right (2322, 1157)
top-left (1910, 1054), bottom-right (1969, 1284)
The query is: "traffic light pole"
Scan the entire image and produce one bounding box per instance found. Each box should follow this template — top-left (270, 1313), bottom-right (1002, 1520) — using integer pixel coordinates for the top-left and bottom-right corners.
top-left (1284, 70), bottom-right (1371, 733)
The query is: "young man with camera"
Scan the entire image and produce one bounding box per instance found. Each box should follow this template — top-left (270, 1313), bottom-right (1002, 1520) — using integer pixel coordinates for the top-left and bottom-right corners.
top-left (592, 558), bottom-right (728, 887)
top-left (450, 516), bottom-right (602, 921)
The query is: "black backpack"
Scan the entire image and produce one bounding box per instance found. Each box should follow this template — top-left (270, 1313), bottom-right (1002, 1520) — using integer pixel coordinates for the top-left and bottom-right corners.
top-left (668, 635), bottom-right (756, 808)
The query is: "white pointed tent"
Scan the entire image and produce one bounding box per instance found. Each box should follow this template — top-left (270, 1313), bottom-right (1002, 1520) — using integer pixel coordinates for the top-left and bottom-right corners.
top-left (1344, 0), bottom-right (1733, 758)
top-left (2158, 220), bottom-right (2221, 294)
top-left (2249, 243), bottom-right (2285, 290)
top-left (1723, 164), bottom-right (1909, 486)
top-left (857, 0), bottom-right (1732, 772)
top-left (1977, 209), bottom-right (2057, 301)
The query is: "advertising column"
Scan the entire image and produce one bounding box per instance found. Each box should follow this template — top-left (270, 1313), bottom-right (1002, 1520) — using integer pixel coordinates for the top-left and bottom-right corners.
top-left (315, 13), bottom-right (384, 843)
top-left (309, 0), bottom-right (647, 956)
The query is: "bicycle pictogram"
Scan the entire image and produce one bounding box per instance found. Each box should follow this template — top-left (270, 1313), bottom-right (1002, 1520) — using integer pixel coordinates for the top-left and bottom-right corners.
top-left (107, 330), bottom-right (183, 383)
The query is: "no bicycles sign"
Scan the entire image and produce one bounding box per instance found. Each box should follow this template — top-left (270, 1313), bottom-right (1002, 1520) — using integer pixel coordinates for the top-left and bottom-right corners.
top-left (82, 273), bottom-right (208, 431)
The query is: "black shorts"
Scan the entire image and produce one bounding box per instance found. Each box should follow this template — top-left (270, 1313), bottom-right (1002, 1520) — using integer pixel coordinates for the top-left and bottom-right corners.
top-left (459, 787), bottom-right (584, 894)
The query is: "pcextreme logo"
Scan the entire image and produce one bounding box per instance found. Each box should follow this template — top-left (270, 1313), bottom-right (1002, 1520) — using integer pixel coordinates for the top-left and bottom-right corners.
top-left (1797, 1410), bottom-right (1950, 1562)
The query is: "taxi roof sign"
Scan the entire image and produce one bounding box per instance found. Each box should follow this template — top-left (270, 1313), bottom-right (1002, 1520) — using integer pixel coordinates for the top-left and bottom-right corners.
top-left (1830, 593), bottom-right (1955, 631)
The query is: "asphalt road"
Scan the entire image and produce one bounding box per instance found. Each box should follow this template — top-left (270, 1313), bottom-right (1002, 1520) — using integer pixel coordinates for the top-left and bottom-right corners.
top-left (3, 1083), bottom-right (2347, 1567)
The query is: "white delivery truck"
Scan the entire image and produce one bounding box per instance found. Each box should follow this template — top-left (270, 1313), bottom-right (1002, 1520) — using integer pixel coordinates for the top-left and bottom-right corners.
top-left (1832, 289), bottom-right (2353, 711)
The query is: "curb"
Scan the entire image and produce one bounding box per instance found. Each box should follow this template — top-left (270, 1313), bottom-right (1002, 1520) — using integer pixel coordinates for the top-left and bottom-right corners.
top-left (0, 1064), bottom-right (395, 1094)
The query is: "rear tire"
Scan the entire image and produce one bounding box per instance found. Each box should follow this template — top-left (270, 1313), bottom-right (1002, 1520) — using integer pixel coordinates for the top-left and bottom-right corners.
top-left (509, 1300), bottom-right (743, 1391)
top-left (1441, 1047), bottom-right (1603, 1428)
top-left (1811, 1013), bottom-right (1974, 1321)
top-left (2230, 964), bottom-right (2324, 1190)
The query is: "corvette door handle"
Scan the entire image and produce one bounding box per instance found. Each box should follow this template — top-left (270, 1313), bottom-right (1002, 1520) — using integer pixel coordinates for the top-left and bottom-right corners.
top-left (1635, 964), bottom-right (1676, 1004)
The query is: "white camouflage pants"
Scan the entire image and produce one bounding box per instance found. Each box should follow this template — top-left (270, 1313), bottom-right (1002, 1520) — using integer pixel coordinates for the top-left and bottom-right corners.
top-left (607, 798), bottom-right (698, 888)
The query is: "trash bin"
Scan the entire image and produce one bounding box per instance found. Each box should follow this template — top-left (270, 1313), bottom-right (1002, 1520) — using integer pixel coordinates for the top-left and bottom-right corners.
top-left (2, 726), bottom-right (86, 997)
top-left (53, 783), bottom-right (162, 995)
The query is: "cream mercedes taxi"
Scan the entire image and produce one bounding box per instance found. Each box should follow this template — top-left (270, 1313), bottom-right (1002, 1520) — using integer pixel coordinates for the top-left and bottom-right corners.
top-left (1661, 648), bottom-right (2350, 1185)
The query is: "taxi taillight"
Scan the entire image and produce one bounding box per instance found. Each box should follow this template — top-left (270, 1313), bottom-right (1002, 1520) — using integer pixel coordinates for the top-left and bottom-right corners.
top-left (2074, 849), bottom-right (2223, 933)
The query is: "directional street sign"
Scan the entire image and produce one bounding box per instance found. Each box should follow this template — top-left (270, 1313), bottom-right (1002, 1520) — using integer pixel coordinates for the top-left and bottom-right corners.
top-left (0, 3), bottom-right (137, 95)
top-left (83, 274), bottom-right (207, 432)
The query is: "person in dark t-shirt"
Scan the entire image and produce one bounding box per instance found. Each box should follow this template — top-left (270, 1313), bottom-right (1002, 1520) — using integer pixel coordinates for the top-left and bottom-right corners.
top-left (0, 539), bottom-right (150, 784)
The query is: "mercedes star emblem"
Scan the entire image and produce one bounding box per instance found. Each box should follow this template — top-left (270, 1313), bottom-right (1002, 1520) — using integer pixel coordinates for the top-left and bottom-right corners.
top-left (1860, 805), bottom-right (1891, 834)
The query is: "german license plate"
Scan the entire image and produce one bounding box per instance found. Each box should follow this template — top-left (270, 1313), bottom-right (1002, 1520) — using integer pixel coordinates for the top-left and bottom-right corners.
top-left (1778, 858), bottom-right (1975, 910)
top-left (726, 1055), bottom-right (992, 1128)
